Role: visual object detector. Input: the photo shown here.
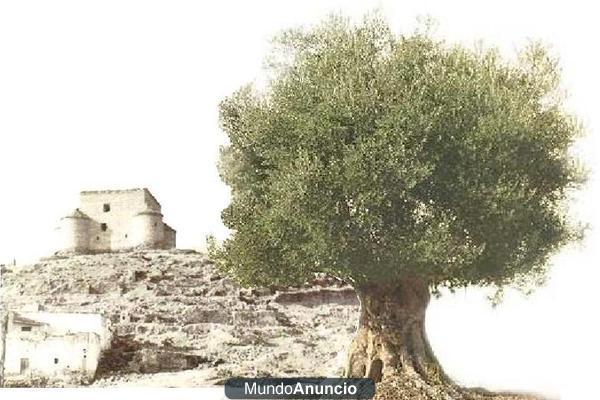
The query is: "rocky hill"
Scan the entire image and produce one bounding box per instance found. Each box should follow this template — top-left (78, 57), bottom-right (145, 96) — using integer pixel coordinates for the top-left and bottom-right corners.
top-left (0, 249), bottom-right (359, 386)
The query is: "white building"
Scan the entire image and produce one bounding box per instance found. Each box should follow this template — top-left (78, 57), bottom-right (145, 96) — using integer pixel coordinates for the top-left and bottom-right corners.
top-left (56, 188), bottom-right (176, 253)
top-left (3, 312), bottom-right (110, 382)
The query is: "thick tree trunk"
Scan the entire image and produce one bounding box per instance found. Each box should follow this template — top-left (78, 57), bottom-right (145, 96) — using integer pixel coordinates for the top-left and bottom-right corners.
top-left (345, 276), bottom-right (451, 385)
top-left (343, 278), bottom-right (544, 400)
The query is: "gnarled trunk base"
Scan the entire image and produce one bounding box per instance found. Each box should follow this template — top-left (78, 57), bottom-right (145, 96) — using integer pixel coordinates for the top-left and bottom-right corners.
top-left (344, 278), bottom-right (545, 400)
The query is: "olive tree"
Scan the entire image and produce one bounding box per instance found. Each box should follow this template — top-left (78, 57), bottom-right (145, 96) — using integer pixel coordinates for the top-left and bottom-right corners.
top-left (211, 15), bottom-right (584, 395)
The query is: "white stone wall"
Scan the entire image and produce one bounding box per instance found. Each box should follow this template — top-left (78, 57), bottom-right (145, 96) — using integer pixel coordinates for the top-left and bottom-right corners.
top-left (56, 189), bottom-right (176, 253)
top-left (4, 313), bottom-right (105, 379)
top-left (86, 220), bottom-right (112, 252)
top-left (80, 190), bottom-right (153, 251)
top-left (4, 331), bottom-right (101, 378)
top-left (163, 224), bottom-right (176, 249)
top-left (18, 312), bottom-right (110, 350)
top-left (58, 216), bottom-right (90, 253)
top-left (142, 189), bottom-right (161, 211)
top-left (131, 212), bottom-right (164, 248)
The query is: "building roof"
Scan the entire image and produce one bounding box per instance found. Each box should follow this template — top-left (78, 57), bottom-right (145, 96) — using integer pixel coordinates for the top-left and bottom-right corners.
top-left (61, 208), bottom-right (91, 220)
top-left (13, 313), bottom-right (47, 326)
top-left (163, 222), bottom-right (176, 232)
top-left (14, 312), bottom-right (106, 332)
top-left (80, 188), bottom-right (162, 208)
top-left (80, 188), bottom-right (145, 195)
top-left (135, 208), bottom-right (163, 217)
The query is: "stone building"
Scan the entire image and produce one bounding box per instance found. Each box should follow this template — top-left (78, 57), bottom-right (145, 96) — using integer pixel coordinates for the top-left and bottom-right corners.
top-left (56, 188), bottom-right (176, 253)
top-left (2, 312), bottom-right (109, 382)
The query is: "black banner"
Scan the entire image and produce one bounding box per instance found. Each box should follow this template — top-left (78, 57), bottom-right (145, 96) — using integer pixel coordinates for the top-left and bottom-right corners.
top-left (224, 378), bottom-right (376, 399)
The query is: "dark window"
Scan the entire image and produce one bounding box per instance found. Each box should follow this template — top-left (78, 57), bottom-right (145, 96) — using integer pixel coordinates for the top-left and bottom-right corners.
top-left (125, 234), bottom-right (128, 238)
top-left (96, 236), bottom-right (100, 241)
top-left (20, 358), bottom-right (29, 374)
top-left (54, 358), bottom-right (59, 364)
top-left (153, 222), bottom-right (157, 227)
top-left (101, 223), bottom-right (108, 231)
top-left (103, 203), bottom-right (110, 212)
top-left (21, 326), bottom-right (32, 332)
top-left (368, 359), bottom-right (383, 383)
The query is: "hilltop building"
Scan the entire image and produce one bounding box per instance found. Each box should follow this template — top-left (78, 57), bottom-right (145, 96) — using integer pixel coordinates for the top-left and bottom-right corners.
top-left (2, 311), bottom-right (109, 382)
top-left (56, 188), bottom-right (176, 253)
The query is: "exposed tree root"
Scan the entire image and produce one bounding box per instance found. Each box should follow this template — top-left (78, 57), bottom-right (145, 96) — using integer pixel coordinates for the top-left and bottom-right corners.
top-left (344, 279), bottom-right (547, 400)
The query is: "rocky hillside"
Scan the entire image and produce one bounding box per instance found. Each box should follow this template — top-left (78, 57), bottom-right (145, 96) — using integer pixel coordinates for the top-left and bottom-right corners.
top-left (0, 249), bottom-right (359, 386)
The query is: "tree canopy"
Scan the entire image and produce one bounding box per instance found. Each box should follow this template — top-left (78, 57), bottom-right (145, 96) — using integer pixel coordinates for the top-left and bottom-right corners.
top-left (211, 15), bottom-right (584, 292)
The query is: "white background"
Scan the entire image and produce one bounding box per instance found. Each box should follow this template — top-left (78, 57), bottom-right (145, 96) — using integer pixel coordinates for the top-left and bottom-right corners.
top-left (0, 1), bottom-right (598, 399)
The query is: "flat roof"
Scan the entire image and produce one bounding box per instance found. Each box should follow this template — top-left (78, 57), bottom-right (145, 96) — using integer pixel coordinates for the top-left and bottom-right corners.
top-left (80, 188), bottom-right (145, 195)
top-left (13, 313), bottom-right (47, 326)
top-left (80, 188), bottom-right (161, 207)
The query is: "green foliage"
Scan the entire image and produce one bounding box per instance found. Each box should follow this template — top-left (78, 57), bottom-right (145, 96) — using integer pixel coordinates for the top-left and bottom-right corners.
top-left (211, 15), bottom-right (585, 291)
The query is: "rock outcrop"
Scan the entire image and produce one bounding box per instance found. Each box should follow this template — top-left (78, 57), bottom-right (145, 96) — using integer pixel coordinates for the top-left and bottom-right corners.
top-left (0, 250), bottom-right (359, 386)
